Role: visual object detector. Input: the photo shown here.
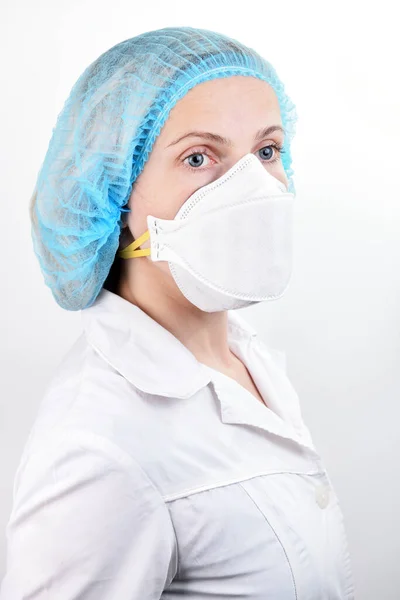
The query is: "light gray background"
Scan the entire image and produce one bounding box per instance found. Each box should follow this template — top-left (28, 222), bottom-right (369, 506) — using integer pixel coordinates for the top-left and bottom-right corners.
top-left (1, 1), bottom-right (399, 597)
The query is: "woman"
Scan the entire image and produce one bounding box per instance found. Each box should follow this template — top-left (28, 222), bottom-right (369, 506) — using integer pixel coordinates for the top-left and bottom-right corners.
top-left (0, 26), bottom-right (355, 598)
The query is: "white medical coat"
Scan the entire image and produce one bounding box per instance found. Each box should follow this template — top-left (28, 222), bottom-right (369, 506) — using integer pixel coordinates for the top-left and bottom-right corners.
top-left (0, 288), bottom-right (355, 599)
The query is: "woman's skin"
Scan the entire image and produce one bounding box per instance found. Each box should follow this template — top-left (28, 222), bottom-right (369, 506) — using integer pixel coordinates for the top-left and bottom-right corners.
top-left (117, 76), bottom-right (289, 405)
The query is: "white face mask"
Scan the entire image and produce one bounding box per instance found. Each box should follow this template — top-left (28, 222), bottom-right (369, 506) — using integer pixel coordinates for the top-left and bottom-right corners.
top-left (118, 153), bottom-right (295, 312)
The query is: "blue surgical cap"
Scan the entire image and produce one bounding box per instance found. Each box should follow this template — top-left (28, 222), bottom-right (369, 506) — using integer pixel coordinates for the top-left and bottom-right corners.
top-left (30, 26), bottom-right (298, 311)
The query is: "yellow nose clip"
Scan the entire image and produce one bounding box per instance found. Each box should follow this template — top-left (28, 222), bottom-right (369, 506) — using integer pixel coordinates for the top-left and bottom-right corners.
top-left (118, 230), bottom-right (151, 258)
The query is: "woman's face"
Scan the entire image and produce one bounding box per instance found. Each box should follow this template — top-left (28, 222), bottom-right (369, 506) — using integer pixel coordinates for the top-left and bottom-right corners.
top-left (122, 75), bottom-right (289, 267)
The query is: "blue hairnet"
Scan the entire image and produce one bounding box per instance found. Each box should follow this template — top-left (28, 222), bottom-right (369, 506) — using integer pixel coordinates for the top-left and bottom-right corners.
top-left (29, 26), bottom-right (298, 311)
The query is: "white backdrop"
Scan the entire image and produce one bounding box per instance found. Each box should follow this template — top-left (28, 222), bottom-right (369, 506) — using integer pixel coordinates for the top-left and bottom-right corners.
top-left (1, 1), bottom-right (399, 597)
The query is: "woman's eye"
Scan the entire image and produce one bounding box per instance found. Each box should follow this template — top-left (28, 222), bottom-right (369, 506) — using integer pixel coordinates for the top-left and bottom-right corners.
top-left (183, 152), bottom-right (212, 171)
top-left (258, 144), bottom-right (284, 163)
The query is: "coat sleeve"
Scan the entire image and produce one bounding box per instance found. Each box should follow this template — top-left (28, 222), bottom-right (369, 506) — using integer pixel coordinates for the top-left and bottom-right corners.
top-left (0, 429), bottom-right (178, 599)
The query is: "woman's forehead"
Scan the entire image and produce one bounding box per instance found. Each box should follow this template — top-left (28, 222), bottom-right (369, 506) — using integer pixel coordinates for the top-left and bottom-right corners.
top-left (172, 76), bottom-right (279, 112)
top-left (160, 77), bottom-right (282, 142)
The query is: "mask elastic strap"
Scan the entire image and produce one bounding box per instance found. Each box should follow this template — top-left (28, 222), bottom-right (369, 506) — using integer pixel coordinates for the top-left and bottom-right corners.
top-left (118, 230), bottom-right (151, 258)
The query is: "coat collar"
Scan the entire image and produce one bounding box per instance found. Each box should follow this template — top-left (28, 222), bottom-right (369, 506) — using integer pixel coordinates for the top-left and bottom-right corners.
top-left (81, 288), bottom-right (258, 400)
top-left (81, 289), bottom-right (318, 456)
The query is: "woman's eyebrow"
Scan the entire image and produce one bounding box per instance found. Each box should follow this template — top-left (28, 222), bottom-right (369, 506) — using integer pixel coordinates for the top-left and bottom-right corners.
top-left (167, 125), bottom-right (285, 148)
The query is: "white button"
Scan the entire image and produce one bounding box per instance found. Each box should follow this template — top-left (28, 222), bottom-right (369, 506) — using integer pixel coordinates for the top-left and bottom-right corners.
top-left (315, 484), bottom-right (330, 509)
